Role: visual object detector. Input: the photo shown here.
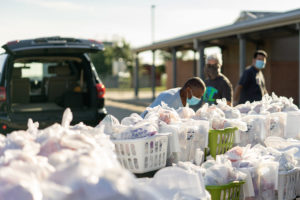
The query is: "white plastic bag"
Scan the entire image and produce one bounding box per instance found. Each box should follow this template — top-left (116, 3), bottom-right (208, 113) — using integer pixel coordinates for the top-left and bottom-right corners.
top-left (118, 122), bottom-right (158, 139)
top-left (235, 101), bottom-right (252, 114)
top-left (145, 103), bottom-right (181, 124)
top-left (268, 112), bottom-right (287, 138)
top-left (194, 103), bottom-right (225, 121)
top-left (61, 108), bottom-right (73, 128)
top-left (121, 113), bottom-right (143, 126)
top-left (256, 161), bottom-right (279, 200)
top-left (264, 136), bottom-right (300, 167)
top-left (281, 96), bottom-right (299, 112)
top-left (170, 120), bottom-right (209, 163)
top-left (285, 111), bottom-right (300, 139)
top-left (96, 114), bottom-right (120, 135)
top-left (181, 120), bottom-right (209, 162)
top-left (225, 146), bottom-right (244, 163)
top-left (216, 98), bottom-right (241, 119)
top-left (176, 107), bottom-right (195, 119)
top-left (27, 118), bottom-right (39, 135)
top-left (202, 156), bottom-right (246, 185)
top-left (239, 115), bottom-right (270, 146)
top-left (150, 166), bottom-right (211, 200)
top-left (159, 123), bottom-right (181, 165)
top-left (224, 119), bottom-right (247, 131)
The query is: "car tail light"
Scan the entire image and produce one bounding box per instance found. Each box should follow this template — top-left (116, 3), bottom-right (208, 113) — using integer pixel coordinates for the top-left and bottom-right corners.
top-left (96, 83), bottom-right (105, 98)
top-left (88, 39), bottom-right (102, 45)
top-left (6, 40), bottom-right (19, 45)
top-left (0, 87), bottom-right (6, 101)
top-left (2, 124), bottom-right (7, 130)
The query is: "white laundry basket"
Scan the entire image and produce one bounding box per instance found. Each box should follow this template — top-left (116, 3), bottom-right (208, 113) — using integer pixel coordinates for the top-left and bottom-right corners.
top-left (113, 134), bottom-right (169, 174)
top-left (277, 167), bottom-right (300, 200)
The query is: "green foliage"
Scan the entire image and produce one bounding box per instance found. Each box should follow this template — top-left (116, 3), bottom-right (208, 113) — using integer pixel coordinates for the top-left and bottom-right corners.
top-left (159, 49), bottom-right (192, 62)
top-left (111, 40), bottom-right (133, 63)
top-left (89, 39), bottom-right (133, 77)
top-left (89, 51), bottom-right (111, 77)
top-left (118, 76), bottom-right (131, 88)
top-left (157, 64), bottom-right (165, 74)
top-left (159, 50), bottom-right (172, 61)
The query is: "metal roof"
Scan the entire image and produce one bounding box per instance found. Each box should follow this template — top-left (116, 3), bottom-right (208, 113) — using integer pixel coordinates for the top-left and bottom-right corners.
top-left (133, 8), bottom-right (300, 53)
top-left (234, 11), bottom-right (281, 24)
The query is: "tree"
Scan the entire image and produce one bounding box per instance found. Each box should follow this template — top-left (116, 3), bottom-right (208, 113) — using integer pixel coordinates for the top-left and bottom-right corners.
top-left (89, 50), bottom-right (111, 77)
top-left (158, 49), bottom-right (191, 62)
top-left (159, 50), bottom-right (172, 62)
top-left (89, 39), bottom-right (133, 78)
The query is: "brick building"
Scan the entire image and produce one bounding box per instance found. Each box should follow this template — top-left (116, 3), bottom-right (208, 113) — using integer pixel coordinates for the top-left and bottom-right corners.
top-left (133, 9), bottom-right (300, 104)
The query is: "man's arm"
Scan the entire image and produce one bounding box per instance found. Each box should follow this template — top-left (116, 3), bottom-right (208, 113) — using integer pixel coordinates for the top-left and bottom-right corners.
top-left (233, 68), bottom-right (249, 106)
top-left (140, 94), bottom-right (162, 118)
top-left (233, 85), bottom-right (243, 106)
top-left (140, 92), bottom-right (170, 118)
top-left (264, 87), bottom-right (268, 95)
top-left (222, 80), bottom-right (233, 106)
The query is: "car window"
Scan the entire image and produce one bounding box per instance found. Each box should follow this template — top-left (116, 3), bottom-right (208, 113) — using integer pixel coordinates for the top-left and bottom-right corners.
top-left (0, 54), bottom-right (7, 75)
top-left (14, 62), bottom-right (56, 81)
top-left (16, 62), bottom-right (43, 80)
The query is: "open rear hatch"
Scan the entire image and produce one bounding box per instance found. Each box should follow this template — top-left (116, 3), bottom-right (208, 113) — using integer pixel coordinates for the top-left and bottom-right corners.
top-left (8, 60), bottom-right (100, 128)
top-left (2, 36), bottom-right (104, 55)
top-left (3, 37), bottom-right (104, 129)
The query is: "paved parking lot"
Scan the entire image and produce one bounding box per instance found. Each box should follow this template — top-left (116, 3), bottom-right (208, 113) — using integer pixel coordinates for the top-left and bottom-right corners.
top-left (105, 90), bottom-right (157, 121)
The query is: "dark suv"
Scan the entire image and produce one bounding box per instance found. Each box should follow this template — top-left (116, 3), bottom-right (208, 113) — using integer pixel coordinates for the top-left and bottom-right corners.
top-left (0, 36), bottom-right (106, 134)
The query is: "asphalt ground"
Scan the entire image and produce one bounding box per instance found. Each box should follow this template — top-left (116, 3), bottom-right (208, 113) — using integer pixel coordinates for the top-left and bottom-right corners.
top-left (105, 90), bottom-right (156, 121)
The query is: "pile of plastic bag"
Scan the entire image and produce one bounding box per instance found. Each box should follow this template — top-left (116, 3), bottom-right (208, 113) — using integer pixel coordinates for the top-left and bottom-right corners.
top-left (136, 164), bottom-right (211, 200)
top-left (234, 93), bottom-right (300, 146)
top-left (264, 136), bottom-right (300, 167)
top-left (99, 103), bottom-right (210, 164)
top-left (199, 156), bottom-right (246, 186)
top-left (0, 108), bottom-right (215, 200)
top-left (0, 109), bottom-right (157, 200)
top-left (236, 93), bottom-right (298, 115)
top-left (127, 92), bottom-right (300, 148)
top-left (225, 142), bottom-right (300, 200)
top-left (136, 157), bottom-right (246, 200)
top-left (193, 102), bottom-right (247, 131)
top-left (97, 113), bottom-right (158, 140)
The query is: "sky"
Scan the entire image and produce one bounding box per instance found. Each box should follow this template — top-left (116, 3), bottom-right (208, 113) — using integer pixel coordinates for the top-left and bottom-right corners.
top-left (0, 0), bottom-right (299, 60)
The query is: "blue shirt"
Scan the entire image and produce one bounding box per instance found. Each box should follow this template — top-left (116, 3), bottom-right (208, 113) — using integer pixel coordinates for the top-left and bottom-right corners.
top-left (141, 88), bottom-right (183, 118)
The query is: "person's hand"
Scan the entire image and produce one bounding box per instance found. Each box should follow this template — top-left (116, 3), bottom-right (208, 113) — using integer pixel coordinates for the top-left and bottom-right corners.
top-left (227, 101), bottom-right (232, 107)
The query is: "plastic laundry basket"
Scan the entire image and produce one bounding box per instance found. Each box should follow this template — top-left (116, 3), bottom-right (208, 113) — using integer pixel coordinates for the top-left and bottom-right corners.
top-left (113, 134), bottom-right (169, 174)
top-left (277, 167), bottom-right (300, 200)
top-left (206, 181), bottom-right (245, 200)
top-left (207, 127), bottom-right (238, 159)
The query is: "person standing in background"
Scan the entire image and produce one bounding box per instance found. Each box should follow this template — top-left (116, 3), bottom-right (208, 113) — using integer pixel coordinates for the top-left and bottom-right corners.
top-left (202, 54), bottom-right (233, 106)
top-left (233, 50), bottom-right (268, 105)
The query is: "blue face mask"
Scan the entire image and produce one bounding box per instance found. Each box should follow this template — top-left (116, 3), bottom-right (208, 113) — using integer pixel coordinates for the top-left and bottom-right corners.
top-left (255, 60), bottom-right (266, 69)
top-left (187, 91), bottom-right (201, 106)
